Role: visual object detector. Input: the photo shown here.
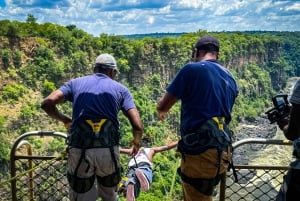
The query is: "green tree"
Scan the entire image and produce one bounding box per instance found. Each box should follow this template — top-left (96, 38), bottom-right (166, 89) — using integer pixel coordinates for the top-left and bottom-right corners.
top-left (42, 80), bottom-right (56, 97)
top-left (26, 14), bottom-right (37, 24)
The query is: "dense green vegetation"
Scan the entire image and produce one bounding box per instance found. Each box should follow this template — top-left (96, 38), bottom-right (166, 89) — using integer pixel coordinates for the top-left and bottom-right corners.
top-left (0, 15), bottom-right (300, 200)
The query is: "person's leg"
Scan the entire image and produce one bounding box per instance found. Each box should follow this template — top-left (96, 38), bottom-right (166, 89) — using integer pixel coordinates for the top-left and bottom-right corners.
top-left (94, 147), bottom-right (120, 201)
top-left (125, 168), bottom-right (140, 201)
top-left (126, 183), bottom-right (135, 201)
top-left (180, 149), bottom-right (230, 201)
top-left (69, 186), bottom-right (98, 201)
top-left (96, 183), bottom-right (118, 201)
top-left (135, 167), bottom-right (152, 191)
top-left (67, 148), bottom-right (98, 201)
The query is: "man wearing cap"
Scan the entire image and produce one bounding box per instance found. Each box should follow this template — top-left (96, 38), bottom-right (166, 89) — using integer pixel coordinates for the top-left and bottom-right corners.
top-left (157, 35), bottom-right (239, 201)
top-left (41, 53), bottom-right (143, 201)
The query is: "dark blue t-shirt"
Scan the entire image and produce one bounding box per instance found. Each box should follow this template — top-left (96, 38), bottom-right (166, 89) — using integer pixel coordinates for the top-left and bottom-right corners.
top-left (59, 73), bottom-right (136, 129)
top-left (167, 60), bottom-right (239, 134)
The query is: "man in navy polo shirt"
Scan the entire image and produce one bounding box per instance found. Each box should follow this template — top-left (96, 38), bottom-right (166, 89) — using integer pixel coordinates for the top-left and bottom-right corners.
top-left (157, 35), bottom-right (239, 201)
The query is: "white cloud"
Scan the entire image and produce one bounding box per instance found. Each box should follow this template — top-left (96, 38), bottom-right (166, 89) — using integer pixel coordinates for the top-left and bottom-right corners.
top-left (122, 11), bottom-right (138, 21)
top-left (176, 0), bottom-right (203, 9)
top-left (147, 16), bottom-right (155, 24)
top-left (0, 0), bottom-right (299, 35)
top-left (158, 5), bottom-right (171, 13)
top-left (286, 2), bottom-right (300, 11)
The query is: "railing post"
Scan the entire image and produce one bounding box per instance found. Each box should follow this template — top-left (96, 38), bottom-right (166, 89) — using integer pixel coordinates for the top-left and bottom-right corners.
top-left (219, 173), bottom-right (226, 201)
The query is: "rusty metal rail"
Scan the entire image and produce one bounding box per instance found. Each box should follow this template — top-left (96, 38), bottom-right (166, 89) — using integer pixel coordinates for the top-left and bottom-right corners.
top-left (0, 132), bottom-right (294, 201)
top-left (5, 131), bottom-right (68, 201)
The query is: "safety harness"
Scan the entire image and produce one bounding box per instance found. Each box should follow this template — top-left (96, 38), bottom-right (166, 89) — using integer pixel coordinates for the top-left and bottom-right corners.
top-left (118, 149), bottom-right (152, 198)
top-left (117, 157), bottom-right (139, 197)
top-left (177, 116), bottom-right (238, 196)
top-left (66, 118), bottom-right (121, 193)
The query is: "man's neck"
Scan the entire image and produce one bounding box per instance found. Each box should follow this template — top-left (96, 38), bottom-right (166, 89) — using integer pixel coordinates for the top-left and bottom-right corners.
top-left (200, 53), bottom-right (217, 61)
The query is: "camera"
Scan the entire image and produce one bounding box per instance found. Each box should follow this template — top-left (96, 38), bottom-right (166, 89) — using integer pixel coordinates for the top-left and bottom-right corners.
top-left (265, 94), bottom-right (291, 124)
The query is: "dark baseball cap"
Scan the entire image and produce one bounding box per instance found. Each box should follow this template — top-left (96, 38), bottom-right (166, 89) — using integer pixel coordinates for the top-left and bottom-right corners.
top-left (194, 35), bottom-right (220, 52)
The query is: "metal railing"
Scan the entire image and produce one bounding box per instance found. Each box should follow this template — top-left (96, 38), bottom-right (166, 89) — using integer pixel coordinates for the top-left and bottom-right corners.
top-left (0, 132), bottom-right (293, 201)
top-left (218, 138), bottom-right (292, 201)
top-left (2, 131), bottom-right (68, 201)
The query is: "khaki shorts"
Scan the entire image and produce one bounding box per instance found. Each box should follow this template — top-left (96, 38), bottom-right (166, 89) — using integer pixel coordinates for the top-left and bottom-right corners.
top-left (180, 148), bottom-right (232, 201)
top-left (67, 146), bottom-right (120, 201)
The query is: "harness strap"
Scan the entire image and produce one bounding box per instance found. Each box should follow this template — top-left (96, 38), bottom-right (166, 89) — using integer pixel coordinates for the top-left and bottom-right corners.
top-left (110, 146), bottom-right (119, 174)
top-left (228, 158), bottom-right (238, 182)
top-left (67, 149), bottom-right (95, 194)
top-left (177, 167), bottom-right (220, 196)
top-left (133, 156), bottom-right (138, 168)
top-left (74, 149), bottom-right (90, 176)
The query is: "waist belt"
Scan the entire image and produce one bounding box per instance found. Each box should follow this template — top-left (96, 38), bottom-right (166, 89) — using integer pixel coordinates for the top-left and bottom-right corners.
top-left (67, 119), bottom-right (120, 148)
top-left (179, 117), bottom-right (232, 154)
top-left (130, 162), bottom-right (152, 170)
top-left (138, 162), bottom-right (151, 168)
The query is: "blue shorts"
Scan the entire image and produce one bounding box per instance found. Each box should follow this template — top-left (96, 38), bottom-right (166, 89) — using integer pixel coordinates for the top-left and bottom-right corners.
top-left (127, 165), bottom-right (153, 184)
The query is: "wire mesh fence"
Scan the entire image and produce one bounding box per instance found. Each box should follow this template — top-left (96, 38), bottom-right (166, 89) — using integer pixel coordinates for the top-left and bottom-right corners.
top-left (1, 158), bottom-right (68, 201)
top-left (16, 159), bottom-right (67, 201)
top-left (221, 167), bottom-right (288, 201)
top-left (216, 138), bottom-right (292, 201)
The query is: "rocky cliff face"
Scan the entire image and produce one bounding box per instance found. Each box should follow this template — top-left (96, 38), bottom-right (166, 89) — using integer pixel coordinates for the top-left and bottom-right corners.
top-left (126, 40), bottom-right (282, 87)
top-left (0, 35), bottom-right (283, 88)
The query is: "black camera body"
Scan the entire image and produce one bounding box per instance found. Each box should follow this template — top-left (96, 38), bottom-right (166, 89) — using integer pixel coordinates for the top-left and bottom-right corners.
top-left (265, 94), bottom-right (291, 124)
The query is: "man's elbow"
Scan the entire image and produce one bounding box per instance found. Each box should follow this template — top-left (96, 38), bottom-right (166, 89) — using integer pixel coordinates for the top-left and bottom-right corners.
top-left (41, 99), bottom-right (48, 111)
top-left (41, 99), bottom-right (55, 113)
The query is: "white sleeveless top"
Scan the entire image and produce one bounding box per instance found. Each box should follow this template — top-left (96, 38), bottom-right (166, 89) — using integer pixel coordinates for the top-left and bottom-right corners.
top-left (128, 148), bottom-right (153, 168)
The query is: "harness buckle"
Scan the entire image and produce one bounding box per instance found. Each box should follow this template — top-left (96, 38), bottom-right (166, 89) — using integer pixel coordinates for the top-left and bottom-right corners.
top-left (85, 119), bottom-right (107, 134)
top-left (212, 117), bottom-right (225, 130)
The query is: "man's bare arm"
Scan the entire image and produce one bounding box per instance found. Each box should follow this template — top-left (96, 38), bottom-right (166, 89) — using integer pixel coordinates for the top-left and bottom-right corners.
top-left (147, 141), bottom-right (178, 162)
top-left (152, 141), bottom-right (178, 153)
top-left (123, 108), bottom-right (143, 156)
top-left (157, 92), bottom-right (178, 121)
top-left (41, 90), bottom-right (72, 131)
top-left (120, 148), bottom-right (133, 155)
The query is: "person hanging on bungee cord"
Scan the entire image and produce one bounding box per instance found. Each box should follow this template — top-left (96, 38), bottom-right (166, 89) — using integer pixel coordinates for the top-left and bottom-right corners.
top-left (118, 138), bottom-right (178, 201)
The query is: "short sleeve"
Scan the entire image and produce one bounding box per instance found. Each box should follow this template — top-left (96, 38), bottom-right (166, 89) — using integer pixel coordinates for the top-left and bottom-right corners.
top-left (289, 79), bottom-right (300, 104)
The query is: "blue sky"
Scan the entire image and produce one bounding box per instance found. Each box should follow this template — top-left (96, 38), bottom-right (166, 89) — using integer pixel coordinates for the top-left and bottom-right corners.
top-left (0, 0), bottom-right (299, 36)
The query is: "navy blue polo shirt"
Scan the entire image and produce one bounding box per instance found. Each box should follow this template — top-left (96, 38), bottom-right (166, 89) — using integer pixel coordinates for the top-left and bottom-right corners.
top-left (59, 73), bottom-right (136, 129)
top-left (166, 60), bottom-right (239, 134)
